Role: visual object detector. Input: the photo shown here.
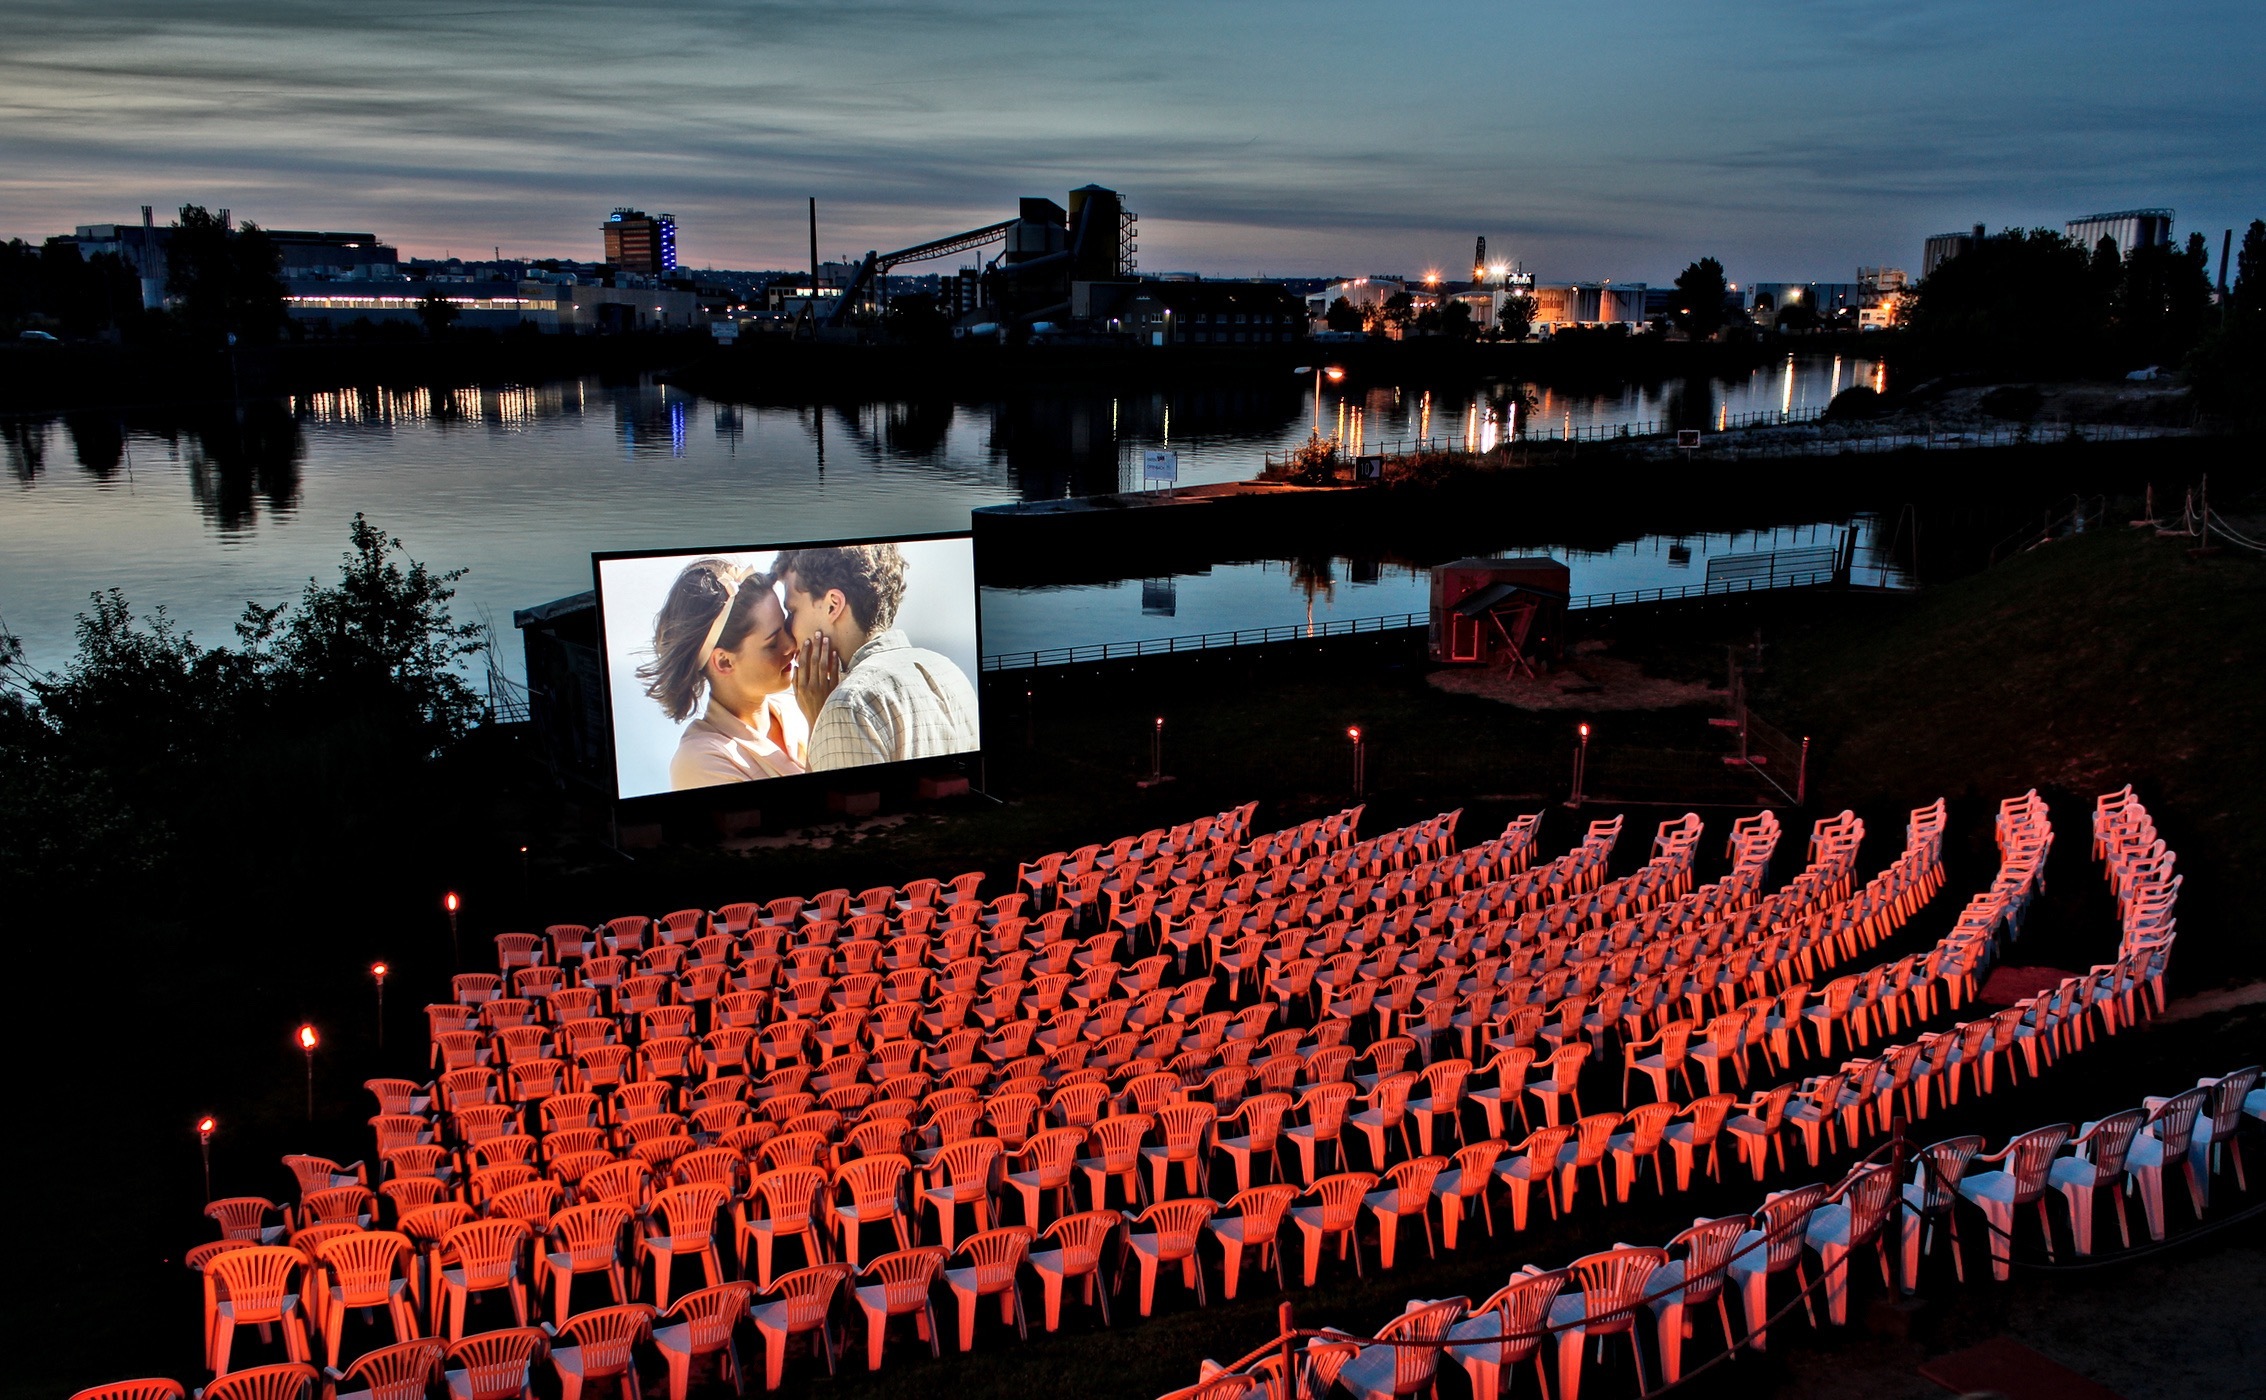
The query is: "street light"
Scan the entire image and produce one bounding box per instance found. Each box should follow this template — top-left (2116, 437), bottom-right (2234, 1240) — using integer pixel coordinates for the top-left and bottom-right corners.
top-left (370, 961), bottom-right (390, 1050)
top-left (1294, 365), bottom-right (1348, 438)
top-left (297, 1024), bottom-right (319, 1120)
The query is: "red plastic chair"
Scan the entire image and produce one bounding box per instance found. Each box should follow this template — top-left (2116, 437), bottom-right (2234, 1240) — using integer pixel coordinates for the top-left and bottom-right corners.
top-left (651, 1282), bottom-right (755, 1400)
top-left (1123, 1197), bottom-right (1215, 1316)
top-left (329, 1338), bottom-right (443, 1400)
top-left (749, 1264), bottom-right (851, 1389)
top-left (200, 1365), bottom-right (319, 1400)
top-left (206, 1245), bottom-right (312, 1376)
top-left (940, 1227), bottom-right (1033, 1351)
top-left (441, 1328), bottom-right (547, 1400)
top-left (549, 1304), bottom-right (652, 1400)
top-left (852, 1247), bottom-right (947, 1368)
top-left (68, 1384), bottom-right (185, 1400)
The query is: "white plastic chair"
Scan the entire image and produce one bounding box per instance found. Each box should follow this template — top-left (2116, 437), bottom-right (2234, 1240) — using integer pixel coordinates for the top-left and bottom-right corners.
top-left (2130, 1088), bottom-right (2207, 1239)
top-left (1641, 1216), bottom-right (1746, 1384)
top-left (1335, 1297), bottom-right (1467, 1400)
top-left (1956, 1123), bottom-right (2072, 1279)
top-left (1446, 1267), bottom-right (1565, 1400)
top-left (1899, 1135), bottom-right (1981, 1291)
top-left (1802, 1163), bottom-right (1896, 1325)
top-left (1724, 1183), bottom-right (1827, 1349)
top-left (2049, 1110), bottom-right (2142, 1256)
top-left (2190, 1067), bottom-right (2259, 1204)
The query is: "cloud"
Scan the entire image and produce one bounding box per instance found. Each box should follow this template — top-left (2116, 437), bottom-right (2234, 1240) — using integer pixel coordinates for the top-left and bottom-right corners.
top-left (2, 0), bottom-right (2258, 282)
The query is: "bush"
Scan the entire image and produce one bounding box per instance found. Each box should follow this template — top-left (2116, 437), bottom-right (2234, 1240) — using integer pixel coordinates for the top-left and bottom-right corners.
top-left (1824, 386), bottom-right (1883, 421)
top-left (1, 517), bottom-right (486, 906)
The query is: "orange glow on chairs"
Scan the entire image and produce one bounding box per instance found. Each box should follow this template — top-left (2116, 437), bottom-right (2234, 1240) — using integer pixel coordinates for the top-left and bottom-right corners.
top-left (1123, 1197), bottom-right (1215, 1316)
top-left (69, 1382), bottom-right (186, 1400)
top-left (200, 1364), bottom-right (319, 1400)
top-left (1288, 1172), bottom-right (1375, 1286)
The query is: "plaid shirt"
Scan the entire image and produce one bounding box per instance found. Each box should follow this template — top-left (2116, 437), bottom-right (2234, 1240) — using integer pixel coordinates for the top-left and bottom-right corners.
top-left (805, 628), bottom-right (981, 772)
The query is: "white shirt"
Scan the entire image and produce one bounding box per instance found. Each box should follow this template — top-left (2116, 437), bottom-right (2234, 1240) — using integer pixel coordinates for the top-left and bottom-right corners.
top-left (669, 692), bottom-right (808, 789)
top-left (806, 628), bottom-right (981, 772)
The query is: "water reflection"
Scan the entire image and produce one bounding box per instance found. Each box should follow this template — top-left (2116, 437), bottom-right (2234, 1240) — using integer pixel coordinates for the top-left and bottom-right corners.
top-left (1, 357), bottom-right (1886, 680)
top-left (179, 402), bottom-right (305, 533)
top-left (65, 413), bottom-right (128, 479)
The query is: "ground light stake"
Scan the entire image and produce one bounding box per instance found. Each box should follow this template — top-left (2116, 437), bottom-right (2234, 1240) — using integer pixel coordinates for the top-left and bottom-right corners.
top-left (1565, 722), bottom-right (1590, 808)
top-left (1138, 715), bottom-right (1175, 789)
top-left (1348, 726), bottom-right (1366, 799)
top-left (444, 891), bottom-right (461, 970)
top-left (370, 962), bottom-right (389, 1050)
top-left (298, 1024), bottom-right (318, 1120)
top-left (197, 1116), bottom-right (216, 1201)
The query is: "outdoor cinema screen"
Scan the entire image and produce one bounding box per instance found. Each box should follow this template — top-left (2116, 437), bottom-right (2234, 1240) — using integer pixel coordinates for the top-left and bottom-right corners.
top-left (593, 533), bottom-right (982, 800)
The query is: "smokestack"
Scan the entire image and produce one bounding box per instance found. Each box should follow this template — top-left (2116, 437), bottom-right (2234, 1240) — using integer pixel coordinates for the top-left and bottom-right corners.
top-left (219, 208), bottom-right (232, 230)
top-left (142, 205), bottom-right (153, 230)
top-left (2220, 228), bottom-right (2234, 296)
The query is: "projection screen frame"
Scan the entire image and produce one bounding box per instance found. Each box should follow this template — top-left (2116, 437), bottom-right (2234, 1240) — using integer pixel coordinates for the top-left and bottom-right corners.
top-left (590, 529), bottom-right (984, 803)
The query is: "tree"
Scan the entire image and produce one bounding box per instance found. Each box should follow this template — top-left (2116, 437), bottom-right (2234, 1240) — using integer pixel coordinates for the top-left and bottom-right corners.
top-left (1324, 296), bottom-right (1364, 333)
top-left (1440, 299), bottom-right (1477, 340)
top-left (2113, 233), bottom-right (2214, 365)
top-left (415, 289), bottom-right (460, 338)
top-left (0, 239), bottom-right (144, 339)
top-left (1904, 228), bottom-right (2107, 373)
top-left (1369, 290), bottom-right (1414, 336)
top-left (236, 513), bottom-right (487, 747)
top-left (1494, 294), bottom-right (1538, 341)
top-left (1671, 258), bottom-right (1729, 339)
top-left (2234, 219), bottom-right (2266, 321)
top-left (2186, 219), bottom-right (2266, 424)
top-left (166, 205), bottom-right (288, 344)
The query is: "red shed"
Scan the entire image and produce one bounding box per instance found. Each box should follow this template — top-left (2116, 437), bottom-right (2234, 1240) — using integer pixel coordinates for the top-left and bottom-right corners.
top-left (1429, 556), bottom-right (1571, 669)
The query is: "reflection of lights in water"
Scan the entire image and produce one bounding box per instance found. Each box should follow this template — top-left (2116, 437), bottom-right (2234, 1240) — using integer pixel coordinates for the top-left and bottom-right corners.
top-left (1830, 355), bottom-right (1843, 397)
top-left (1782, 356), bottom-right (1795, 415)
top-left (671, 401), bottom-right (687, 458)
top-left (1717, 401), bottom-right (1728, 431)
top-left (1874, 362), bottom-right (1886, 394)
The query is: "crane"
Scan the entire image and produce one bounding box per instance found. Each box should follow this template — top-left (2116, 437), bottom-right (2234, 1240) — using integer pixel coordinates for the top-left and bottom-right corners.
top-left (825, 219), bottom-right (1018, 325)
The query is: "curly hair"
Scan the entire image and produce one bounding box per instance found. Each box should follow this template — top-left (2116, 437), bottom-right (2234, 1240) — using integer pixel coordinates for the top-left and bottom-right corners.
top-left (772, 543), bottom-right (907, 633)
top-left (634, 559), bottom-right (767, 722)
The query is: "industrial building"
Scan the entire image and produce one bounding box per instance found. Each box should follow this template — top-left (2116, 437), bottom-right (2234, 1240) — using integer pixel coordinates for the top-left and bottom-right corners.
top-left (2065, 208), bottom-right (2173, 261)
top-left (1531, 282), bottom-right (1648, 331)
top-left (283, 278), bottom-right (701, 333)
top-left (603, 208), bottom-right (678, 275)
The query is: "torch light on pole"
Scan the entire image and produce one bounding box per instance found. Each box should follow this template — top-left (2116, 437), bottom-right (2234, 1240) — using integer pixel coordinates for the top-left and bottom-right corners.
top-left (1565, 722), bottom-right (1590, 808)
top-left (370, 962), bottom-right (389, 1050)
top-left (1348, 726), bottom-right (1366, 799)
top-left (444, 891), bottom-right (461, 970)
top-left (298, 1024), bottom-right (318, 1121)
top-left (197, 1115), bottom-right (216, 1201)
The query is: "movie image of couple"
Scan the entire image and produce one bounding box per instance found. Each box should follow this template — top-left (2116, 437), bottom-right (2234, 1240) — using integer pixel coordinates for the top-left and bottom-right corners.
top-left (598, 538), bottom-right (981, 797)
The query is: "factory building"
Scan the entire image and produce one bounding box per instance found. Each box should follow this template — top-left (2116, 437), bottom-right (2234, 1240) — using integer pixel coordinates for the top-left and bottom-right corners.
top-left (2064, 208), bottom-right (2173, 261)
top-left (1070, 278), bottom-right (1307, 345)
top-left (1531, 283), bottom-right (1647, 331)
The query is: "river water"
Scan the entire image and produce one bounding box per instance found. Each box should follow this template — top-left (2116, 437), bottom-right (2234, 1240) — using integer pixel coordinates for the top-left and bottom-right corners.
top-left (1, 356), bottom-right (1888, 683)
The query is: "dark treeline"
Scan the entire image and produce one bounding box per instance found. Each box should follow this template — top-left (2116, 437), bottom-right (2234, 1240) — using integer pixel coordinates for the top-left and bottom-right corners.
top-left (1900, 220), bottom-right (2265, 410)
top-left (0, 516), bottom-right (491, 913)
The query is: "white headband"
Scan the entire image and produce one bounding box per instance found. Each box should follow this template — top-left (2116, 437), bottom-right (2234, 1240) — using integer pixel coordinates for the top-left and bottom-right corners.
top-left (699, 568), bottom-right (754, 662)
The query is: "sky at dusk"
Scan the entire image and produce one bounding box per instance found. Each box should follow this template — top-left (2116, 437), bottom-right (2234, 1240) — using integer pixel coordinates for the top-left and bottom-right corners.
top-left (4, 0), bottom-right (2260, 285)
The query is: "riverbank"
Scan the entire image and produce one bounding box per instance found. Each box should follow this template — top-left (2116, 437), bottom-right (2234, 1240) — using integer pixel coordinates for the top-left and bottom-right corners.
top-left (974, 433), bottom-right (2261, 586)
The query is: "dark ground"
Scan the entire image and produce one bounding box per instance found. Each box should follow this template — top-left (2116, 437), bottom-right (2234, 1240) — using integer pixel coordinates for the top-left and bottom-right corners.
top-left (17, 517), bottom-right (2266, 1400)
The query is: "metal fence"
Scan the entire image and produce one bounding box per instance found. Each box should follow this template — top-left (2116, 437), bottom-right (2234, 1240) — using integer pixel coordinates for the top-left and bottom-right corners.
top-left (979, 611), bottom-right (1428, 673)
top-left (979, 549), bottom-right (1913, 672)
